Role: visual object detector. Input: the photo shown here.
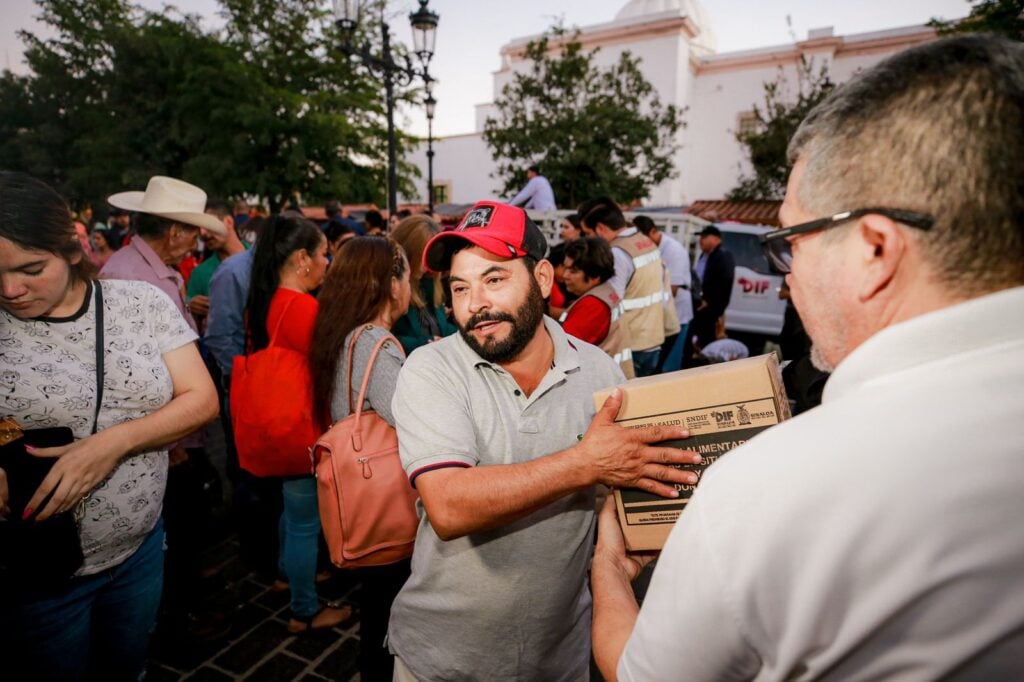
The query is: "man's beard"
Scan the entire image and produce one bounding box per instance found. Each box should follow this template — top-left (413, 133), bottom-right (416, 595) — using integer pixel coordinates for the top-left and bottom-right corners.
top-left (458, 277), bottom-right (546, 364)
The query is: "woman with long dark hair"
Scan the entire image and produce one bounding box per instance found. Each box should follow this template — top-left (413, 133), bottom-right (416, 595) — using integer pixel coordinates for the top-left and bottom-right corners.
top-left (242, 213), bottom-right (349, 632)
top-left (390, 215), bottom-right (457, 354)
top-left (309, 236), bottom-right (412, 680)
top-left (0, 172), bottom-right (218, 678)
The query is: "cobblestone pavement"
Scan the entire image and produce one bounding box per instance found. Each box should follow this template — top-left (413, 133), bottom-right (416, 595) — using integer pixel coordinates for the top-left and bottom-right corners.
top-left (142, 422), bottom-right (629, 680)
top-left (147, 536), bottom-right (364, 681)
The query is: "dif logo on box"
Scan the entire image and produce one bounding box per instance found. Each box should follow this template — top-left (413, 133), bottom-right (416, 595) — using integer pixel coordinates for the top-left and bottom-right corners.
top-left (712, 410), bottom-right (735, 428)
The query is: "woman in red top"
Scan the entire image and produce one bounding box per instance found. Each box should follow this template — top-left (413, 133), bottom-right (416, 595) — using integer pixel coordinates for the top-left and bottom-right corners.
top-left (560, 237), bottom-right (635, 376)
top-left (560, 237), bottom-right (617, 344)
top-left (243, 214), bottom-right (346, 632)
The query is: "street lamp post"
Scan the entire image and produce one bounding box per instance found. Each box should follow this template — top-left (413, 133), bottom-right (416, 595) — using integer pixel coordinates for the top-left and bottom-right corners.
top-left (425, 80), bottom-right (436, 214)
top-left (332, 0), bottom-right (439, 220)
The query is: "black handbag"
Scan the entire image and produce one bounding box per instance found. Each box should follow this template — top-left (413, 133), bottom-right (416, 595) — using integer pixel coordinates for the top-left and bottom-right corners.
top-left (0, 280), bottom-right (105, 591)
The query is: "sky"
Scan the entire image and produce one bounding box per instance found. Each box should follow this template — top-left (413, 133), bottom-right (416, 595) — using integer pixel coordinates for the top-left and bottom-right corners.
top-left (2, 0), bottom-right (969, 137)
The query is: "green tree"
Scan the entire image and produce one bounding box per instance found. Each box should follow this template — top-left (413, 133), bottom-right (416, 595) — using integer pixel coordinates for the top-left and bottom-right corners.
top-left (4, 0), bottom-right (136, 204)
top-left (929, 0), bottom-right (1024, 40)
top-left (2, 0), bottom-right (414, 212)
top-left (483, 26), bottom-right (683, 208)
top-left (209, 0), bottom-right (414, 210)
top-left (728, 57), bottom-right (834, 201)
top-left (0, 72), bottom-right (38, 178)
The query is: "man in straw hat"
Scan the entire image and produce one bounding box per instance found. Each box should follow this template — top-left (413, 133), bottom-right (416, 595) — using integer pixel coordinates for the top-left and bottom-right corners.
top-left (101, 176), bottom-right (225, 331)
top-left (100, 176), bottom-right (226, 634)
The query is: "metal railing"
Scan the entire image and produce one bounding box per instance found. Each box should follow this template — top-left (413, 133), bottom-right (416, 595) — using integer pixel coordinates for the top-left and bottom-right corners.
top-left (526, 209), bottom-right (712, 257)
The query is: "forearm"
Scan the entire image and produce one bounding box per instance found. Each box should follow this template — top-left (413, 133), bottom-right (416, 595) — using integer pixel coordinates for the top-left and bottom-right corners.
top-left (592, 551), bottom-right (642, 681)
top-left (101, 383), bottom-right (218, 460)
top-left (509, 185), bottom-right (532, 206)
top-left (24, 359), bottom-right (218, 520)
top-left (419, 446), bottom-right (594, 540)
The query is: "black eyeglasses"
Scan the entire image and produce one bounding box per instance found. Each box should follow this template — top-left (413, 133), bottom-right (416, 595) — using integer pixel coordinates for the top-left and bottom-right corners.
top-left (760, 207), bottom-right (935, 274)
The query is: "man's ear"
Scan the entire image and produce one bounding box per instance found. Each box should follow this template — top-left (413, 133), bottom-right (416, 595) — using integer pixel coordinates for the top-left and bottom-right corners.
top-left (223, 215), bottom-right (234, 234)
top-left (855, 214), bottom-right (907, 303)
top-left (533, 259), bottom-right (555, 299)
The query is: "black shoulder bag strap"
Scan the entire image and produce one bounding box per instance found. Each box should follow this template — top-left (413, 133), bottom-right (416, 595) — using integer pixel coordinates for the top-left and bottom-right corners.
top-left (92, 280), bottom-right (104, 435)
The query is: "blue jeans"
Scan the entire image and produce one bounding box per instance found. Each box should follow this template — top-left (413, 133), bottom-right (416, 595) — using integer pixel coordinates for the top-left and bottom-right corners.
top-left (657, 323), bottom-right (688, 374)
top-left (279, 476), bottom-right (322, 619)
top-left (5, 519), bottom-right (165, 681)
top-left (633, 348), bottom-right (661, 377)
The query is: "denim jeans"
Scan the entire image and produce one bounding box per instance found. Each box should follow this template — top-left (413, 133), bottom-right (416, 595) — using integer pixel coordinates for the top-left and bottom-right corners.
top-left (279, 476), bottom-right (322, 619)
top-left (657, 323), bottom-right (688, 374)
top-left (633, 348), bottom-right (662, 377)
top-left (4, 518), bottom-right (165, 681)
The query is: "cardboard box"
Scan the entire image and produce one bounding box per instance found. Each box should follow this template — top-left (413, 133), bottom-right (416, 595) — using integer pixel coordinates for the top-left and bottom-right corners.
top-left (593, 354), bottom-right (790, 551)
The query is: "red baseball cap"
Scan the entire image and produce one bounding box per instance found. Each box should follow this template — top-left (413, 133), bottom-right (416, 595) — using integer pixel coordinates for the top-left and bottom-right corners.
top-left (423, 201), bottom-right (549, 273)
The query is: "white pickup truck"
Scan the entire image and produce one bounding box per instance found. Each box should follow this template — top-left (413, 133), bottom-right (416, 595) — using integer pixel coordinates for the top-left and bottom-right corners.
top-left (712, 222), bottom-right (787, 339)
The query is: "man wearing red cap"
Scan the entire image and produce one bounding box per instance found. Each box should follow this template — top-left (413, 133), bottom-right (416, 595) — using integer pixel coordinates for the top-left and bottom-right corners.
top-left (386, 201), bottom-right (698, 680)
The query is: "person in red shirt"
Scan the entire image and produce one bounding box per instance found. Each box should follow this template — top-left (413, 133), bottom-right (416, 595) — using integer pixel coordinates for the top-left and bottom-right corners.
top-left (546, 242), bottom-right (574, 319)
top-left (560, 237), bottom-right (635, 377)
top-left (242, 213), bottom-right (348, 633)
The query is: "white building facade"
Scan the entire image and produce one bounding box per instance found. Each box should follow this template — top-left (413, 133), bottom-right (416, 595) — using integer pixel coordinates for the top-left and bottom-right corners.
top-left (402, 0), bottom-right (937, 208)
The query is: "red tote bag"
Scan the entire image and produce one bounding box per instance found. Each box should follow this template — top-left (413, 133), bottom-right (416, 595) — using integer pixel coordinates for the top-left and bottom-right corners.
top-left (230, 299), bottom-right (320, 477)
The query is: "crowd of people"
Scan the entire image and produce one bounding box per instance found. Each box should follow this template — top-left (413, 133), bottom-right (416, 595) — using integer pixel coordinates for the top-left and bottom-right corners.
top-left (0, 164), bottom-right (750, 679)
top-left (0, 33), bottom-right (1022, 681)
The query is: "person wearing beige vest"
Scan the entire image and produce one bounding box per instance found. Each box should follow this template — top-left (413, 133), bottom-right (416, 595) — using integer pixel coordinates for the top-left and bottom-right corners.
top-left (559, 237), bottom-right (636, 378)
top-left (583, 203), bottom-right (678, 376)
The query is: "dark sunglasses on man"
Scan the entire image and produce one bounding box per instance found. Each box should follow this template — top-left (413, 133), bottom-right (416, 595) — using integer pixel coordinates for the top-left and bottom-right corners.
top-left (760, 208), bottom-right (936, 274)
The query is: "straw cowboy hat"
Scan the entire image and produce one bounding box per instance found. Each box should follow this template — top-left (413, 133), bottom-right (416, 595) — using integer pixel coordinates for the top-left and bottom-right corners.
top-left (108, 176), bottom-right (226, 235)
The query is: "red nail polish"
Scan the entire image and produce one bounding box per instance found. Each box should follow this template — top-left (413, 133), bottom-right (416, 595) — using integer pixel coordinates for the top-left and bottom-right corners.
top-left (24, 444), bottom-right (36, 451)
top-left (22, 507), bottom-right (34, 520)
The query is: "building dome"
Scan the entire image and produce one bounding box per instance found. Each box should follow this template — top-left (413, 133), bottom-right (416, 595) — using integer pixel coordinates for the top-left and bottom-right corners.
top-left (615, 0), bottom-right (716, 53)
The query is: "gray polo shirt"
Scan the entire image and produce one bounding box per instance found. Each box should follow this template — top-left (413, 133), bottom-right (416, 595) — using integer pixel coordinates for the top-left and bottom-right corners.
top-left (389, 316), bottom-right (624, 681)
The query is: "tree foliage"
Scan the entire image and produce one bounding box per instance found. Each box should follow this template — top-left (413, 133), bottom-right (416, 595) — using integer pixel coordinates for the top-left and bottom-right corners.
top-left (483, 26), bottom-right (684, 208)
top-left (0, 0), bottom-right (416, 212)
top-left (929, 0), bottom-right (1024, 41)
top-left (728, 57), bottom-right (834, 201)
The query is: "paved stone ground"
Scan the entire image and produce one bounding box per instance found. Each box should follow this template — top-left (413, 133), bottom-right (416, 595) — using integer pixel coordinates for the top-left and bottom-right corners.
top-left (146, 535), bottom-right (364, 681)
top-left (142, 529), bottom-right (625, 681)
top-left (143, 417), bottom-right (367, 681)
top-left (141, 420), bottom-right (635, 681)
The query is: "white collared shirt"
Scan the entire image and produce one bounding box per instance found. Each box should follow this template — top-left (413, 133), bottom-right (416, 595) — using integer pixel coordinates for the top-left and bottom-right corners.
top-left (620, 286), bottom-right (1024, 680)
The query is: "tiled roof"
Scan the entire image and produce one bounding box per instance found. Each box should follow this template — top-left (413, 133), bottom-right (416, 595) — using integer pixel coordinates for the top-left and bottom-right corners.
top-left (685, 199), bottom-right (782, 227)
